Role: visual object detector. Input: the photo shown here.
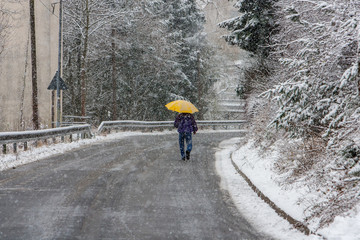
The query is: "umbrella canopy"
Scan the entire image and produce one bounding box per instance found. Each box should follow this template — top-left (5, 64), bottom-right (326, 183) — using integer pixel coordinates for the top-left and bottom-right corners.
top-left (165, 100), bottom-right (199, 114)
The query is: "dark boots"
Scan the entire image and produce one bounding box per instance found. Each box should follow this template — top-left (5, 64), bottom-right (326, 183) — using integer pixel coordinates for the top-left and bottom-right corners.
top-left (186, 151), bottom-right (190, 160)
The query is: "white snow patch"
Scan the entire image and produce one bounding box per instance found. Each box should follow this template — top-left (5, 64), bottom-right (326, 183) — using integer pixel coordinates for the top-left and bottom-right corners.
top-left (318, 205), bottom-right (360, 240)
top-left (215, 137), bottom-right (360, 240)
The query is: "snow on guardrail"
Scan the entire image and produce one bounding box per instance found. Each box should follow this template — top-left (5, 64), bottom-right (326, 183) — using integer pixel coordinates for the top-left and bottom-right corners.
top-left (97, 120), bottom-right (247, 133)
top-left (1, 120), bottom-right (247, 154)
top-left (0, 124), bottom-right (92, 154)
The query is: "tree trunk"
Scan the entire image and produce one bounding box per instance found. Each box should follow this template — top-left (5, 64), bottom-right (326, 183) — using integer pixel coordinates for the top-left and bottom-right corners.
top-left (20, 29), bottom-right (30, 130)
top-left (29, 0), bottom-right (39, 129)
top-left (76, 34), bottom-right (82, 116)
top-left (111, 27), bottom-right (117, 120)
top-left (68, 53), bottom-right (76, 115)
top-left (80, 0), bottom-right (89, 117)
top-left (196, 51), bottom-right (203, 119)
top-left (357, 25), bottom-right (360, 95)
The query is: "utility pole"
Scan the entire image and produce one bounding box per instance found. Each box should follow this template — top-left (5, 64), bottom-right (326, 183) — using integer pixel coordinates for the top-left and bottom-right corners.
top-left (56, 0), bottom-right (63, 127)
top-left (29, 0), bottom-right (39, 130)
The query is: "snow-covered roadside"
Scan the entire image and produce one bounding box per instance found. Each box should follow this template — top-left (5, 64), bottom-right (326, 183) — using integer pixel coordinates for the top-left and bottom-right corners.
top-left (215, 137), bottom-right (360, 240)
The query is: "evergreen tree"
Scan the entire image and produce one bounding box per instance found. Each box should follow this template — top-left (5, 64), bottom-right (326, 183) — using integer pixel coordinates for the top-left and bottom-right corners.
top-left (160, 0), bottom-right (215, 118)
top-left (218, 0), bottom-right (278, 58)
top-left (263, 0), bottom-right (360, 143)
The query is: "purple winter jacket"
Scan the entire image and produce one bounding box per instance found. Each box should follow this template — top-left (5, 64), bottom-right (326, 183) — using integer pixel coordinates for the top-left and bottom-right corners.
top-left (174, 113), bottom-right (198, 133)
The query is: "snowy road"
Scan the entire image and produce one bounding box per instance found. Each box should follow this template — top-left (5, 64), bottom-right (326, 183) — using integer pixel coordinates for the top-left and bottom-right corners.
top-left (0, 132), bottom-right (269, 239)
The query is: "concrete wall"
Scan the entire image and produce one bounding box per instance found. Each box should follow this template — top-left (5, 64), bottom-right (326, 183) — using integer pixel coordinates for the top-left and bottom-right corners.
top-left (0, 0), bottom-right (59, 131)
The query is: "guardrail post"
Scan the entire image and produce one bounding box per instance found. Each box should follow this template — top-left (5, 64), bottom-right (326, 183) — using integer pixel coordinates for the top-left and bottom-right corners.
top-left (13, 143), bottom-right (17, 154)
top-left (0, 125), bottom-right (92, 155)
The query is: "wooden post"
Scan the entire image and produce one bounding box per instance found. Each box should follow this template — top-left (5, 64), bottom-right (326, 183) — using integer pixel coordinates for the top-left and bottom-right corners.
top-left (24, 142), bottom-right (28, 151)
top-left (13, 143), bottom-right (17, 154)
top-left (2, 144), bottom-right (6, 154)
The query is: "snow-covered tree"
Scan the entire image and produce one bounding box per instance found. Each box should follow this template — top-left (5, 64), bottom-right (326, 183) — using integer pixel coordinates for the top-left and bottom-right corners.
top-left (160, 0), bottom-right (216, 118)
top-left (218, 0), bottom-right (278, 58)
top-left (217, 0), bottom-right (360, 228)
top-left (254, 0), bottom-right (360, 227)
top-left (264, 1), bottom-right (360, 142)
top-left (62, 0), bottom-right (216, 123)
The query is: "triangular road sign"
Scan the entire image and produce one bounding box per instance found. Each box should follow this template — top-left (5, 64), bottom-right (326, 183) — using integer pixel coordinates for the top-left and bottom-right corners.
top-left (47, 72), bottom-right (68, 90)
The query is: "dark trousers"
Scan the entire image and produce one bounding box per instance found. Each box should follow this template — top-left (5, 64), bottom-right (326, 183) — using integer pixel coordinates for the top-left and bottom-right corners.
top-left (178, 132), bottom-right (192, 159)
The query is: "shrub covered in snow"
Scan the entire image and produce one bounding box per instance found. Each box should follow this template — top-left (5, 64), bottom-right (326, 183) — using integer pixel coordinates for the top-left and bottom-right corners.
top-left (222, 0), bottom-right (360, 228)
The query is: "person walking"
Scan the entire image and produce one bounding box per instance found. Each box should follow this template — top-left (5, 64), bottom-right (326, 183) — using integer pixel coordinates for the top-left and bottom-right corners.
top-left (174, 113), bottom-right (198, 161)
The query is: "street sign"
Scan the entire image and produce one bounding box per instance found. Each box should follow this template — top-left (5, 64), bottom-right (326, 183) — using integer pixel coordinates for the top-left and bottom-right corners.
top-left (47, 72), bottom-right (68, 90)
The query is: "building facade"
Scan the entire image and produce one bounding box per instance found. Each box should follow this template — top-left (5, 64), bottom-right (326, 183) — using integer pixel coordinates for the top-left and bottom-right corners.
top-left (0, 0), bottom-right (60, 131)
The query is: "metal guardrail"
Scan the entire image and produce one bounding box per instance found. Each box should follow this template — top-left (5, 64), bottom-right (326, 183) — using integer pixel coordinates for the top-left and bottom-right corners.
top-left (61, 115), bottom-right (92, 126)
top-left (0, 124), bottom-right (92, 154)
top-left (0, 120), bottom-right (247, 154)
top-left (97, 120), bottom-right (247, 133)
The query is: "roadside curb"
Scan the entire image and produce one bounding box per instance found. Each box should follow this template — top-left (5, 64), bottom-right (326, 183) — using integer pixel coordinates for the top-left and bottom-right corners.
top-left (230, 159), bottom-right (325, 239)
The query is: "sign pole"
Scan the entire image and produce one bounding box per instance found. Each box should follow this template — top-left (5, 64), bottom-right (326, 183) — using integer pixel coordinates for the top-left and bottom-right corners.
top-left (56, 0), bottom-right (63, 127)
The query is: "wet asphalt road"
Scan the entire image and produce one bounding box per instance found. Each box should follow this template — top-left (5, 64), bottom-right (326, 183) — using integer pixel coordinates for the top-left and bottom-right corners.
top-left (0, 131), bottom-right (269, 240)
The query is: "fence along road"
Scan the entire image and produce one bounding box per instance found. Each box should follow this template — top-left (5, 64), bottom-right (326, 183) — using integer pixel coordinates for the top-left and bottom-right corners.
top-left (0, 131), bottom-right (268, 239)
top-left (0, 124), bottom-right (92, 154)
top-left (97, 120), bottom-right (247, 132)
top-left (0, 120), bottom-right (246, 155)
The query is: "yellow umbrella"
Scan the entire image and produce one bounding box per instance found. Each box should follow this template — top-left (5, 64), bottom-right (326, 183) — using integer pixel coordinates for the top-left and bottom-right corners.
top-left (165, 100), bottom-right (199, 114)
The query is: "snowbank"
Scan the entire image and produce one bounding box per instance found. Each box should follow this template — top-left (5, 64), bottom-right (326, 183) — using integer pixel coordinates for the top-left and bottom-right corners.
top-left (215, 137), bottom-right (360, 240)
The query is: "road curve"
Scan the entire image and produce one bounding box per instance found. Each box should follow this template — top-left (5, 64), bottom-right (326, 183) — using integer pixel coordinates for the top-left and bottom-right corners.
top-left (0, 131), bottom-right (270, 239)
